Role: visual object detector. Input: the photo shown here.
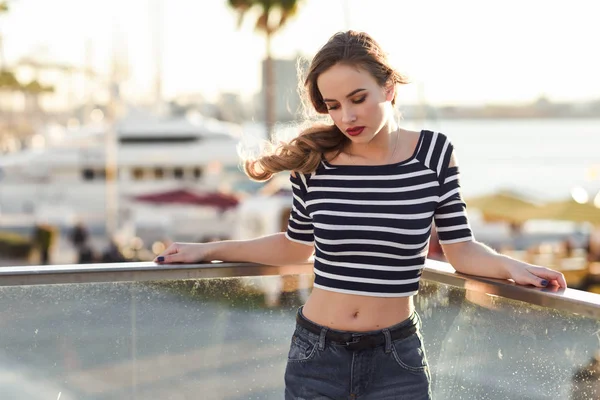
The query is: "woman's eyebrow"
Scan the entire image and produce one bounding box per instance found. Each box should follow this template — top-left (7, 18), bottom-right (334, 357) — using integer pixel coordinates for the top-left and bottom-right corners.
top-left (323, 88), bottom-right (366, 102)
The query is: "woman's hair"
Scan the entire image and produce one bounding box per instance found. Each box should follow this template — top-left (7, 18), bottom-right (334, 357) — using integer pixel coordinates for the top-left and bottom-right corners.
top-left (243, 30), bottom-right (409, 181)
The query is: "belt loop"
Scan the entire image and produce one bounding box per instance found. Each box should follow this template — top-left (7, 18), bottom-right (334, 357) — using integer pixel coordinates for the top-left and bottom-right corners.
top-left (318, 327), bottom-right (328, 351)
top-left (382, 329), bottom-right (392, 354)
top-left (413, 311), bottom-right (421, 330)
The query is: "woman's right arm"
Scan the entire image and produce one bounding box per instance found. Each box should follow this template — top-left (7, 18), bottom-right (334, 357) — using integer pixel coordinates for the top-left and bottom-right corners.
top-left (155, 171), bottom-right (316, 266)
top-left (154, 232), bottom-right (314, 266)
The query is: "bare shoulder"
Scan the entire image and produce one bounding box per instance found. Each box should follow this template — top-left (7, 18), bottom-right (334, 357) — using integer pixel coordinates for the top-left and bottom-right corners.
top-left (400, 129), bottom-right (422, 147)
top-left (397, 129), bottom-right (422, 158)
top-left (448, 151), bottom-right (458, 167)
top-left (323, 150), bottom-right (351, 165)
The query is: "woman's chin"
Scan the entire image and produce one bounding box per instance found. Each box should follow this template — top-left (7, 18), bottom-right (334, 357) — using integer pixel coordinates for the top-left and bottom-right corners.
top-left (350, 133), bottom-right (377, 144)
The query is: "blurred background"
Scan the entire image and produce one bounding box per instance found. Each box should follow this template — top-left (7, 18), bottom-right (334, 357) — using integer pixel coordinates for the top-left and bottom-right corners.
top-left (0, 0), bottom-right (599, 291)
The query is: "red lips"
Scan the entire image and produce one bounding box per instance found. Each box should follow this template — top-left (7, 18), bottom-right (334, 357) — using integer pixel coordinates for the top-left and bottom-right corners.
top-left (346, 126), bottom-right (365, 136)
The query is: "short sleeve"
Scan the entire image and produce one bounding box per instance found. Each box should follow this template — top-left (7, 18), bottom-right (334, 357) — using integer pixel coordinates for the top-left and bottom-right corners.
top-left (285, 172), bottom-right (314, 245)
top-left (433, 138), bottom-right (474, 245)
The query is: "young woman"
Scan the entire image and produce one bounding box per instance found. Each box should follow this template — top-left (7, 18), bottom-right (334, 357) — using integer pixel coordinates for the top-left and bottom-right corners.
top-left (155, 31), bottom-right (567, 399)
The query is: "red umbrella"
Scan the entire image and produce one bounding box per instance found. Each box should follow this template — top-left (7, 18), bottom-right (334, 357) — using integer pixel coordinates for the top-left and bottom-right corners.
top-left (133, 189), bottom-right (239, 211)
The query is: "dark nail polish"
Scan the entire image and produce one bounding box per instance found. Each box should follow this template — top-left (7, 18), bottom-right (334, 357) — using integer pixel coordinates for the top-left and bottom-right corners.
top-left (157, 256), bottom-right (164, 262)
top-left (541, 280), bottom-right (548, 287)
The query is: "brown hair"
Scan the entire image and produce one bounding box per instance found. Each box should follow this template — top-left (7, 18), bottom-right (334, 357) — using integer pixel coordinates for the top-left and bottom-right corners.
top-left (243, 30), bottom-right (409, 181)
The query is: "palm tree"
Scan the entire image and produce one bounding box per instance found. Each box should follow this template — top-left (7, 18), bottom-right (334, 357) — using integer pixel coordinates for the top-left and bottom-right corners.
top-left (0, 2), bottom-right (54, 94)
top-left (227, 0), bottom-right (302, 140)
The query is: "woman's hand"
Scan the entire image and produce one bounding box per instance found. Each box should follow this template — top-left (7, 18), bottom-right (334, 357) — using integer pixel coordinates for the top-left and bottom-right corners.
top-left (154, 242), bottom-right (215, 264)
top-left (506, 259), bottom-right (567, 289)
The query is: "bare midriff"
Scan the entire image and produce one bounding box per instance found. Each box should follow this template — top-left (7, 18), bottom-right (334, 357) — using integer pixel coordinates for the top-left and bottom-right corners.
top-left (302, 287), bottom-right (414, 332)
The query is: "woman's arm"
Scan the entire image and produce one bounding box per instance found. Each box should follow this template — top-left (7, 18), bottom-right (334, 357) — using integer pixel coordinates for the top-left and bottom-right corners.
top-left (155, 232), bottom-right (314, 266)
top-left (441, 240), bottom-right (510, 279)
top-left (441, 239), bottom-right (567, 288)
top-left (434, 142), bottom-right (566, 288)
top-left (210, 232), bottom-right (314, 265)
top-left (157, 172), bottom-right (316, 266)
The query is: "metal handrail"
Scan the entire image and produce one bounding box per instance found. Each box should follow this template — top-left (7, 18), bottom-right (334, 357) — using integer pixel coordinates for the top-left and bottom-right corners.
top-left (1, 259), bottom-right (599, 319)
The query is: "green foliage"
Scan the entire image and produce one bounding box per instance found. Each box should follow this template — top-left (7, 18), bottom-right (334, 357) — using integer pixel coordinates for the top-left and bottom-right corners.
top-left (0, 70), bottom-right (19, 89)
top-left (22, 80), bottom-right (54, 94)
top-left (0, 2), bottom-right (54, 94)
top-left (0, 231), bottom-right (32, 259)
top-left (0, 70), bottom-right (54, 93)
top-left (227, 0), bottom-right (302, 35)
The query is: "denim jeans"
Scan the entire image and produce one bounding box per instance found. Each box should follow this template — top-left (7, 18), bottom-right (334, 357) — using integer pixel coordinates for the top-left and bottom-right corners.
top-left (285, 308), bottom-right (432, 399)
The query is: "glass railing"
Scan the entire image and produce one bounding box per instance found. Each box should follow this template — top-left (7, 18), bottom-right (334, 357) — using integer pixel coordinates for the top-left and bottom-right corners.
top-left (1, 260), bottom-right (599, 399)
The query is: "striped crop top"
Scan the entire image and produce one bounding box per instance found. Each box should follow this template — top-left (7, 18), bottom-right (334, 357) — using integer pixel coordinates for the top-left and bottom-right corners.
top-left (285, 130), bottom-right (474, 297)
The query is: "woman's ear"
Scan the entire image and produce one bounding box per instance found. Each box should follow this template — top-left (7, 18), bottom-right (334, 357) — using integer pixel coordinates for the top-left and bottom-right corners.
top-left (385, 83), bottom-right (395, 102)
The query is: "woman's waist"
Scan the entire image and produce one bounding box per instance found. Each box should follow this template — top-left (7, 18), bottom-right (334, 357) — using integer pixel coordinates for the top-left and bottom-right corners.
top-left (303, 287), bottom-right (414, 332)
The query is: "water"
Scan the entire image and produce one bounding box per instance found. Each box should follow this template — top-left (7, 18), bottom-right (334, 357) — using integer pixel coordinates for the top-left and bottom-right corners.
top-left (246, 118), bottom-right (600, 202)
top-left (404, 118), bottom-right (600, 201)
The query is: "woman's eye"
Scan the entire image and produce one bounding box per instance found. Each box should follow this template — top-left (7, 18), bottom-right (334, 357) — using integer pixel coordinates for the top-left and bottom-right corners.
top-left (325, 96), bottom-right (365, 110)
top-left (352, 96), bottom-right (366, 104)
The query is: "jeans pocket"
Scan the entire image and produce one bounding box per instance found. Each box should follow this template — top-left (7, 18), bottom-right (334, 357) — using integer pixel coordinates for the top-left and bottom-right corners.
top-left (287, 330), bottom-right (318, 362)
top-left (391, 332), bottom-right (429, 374)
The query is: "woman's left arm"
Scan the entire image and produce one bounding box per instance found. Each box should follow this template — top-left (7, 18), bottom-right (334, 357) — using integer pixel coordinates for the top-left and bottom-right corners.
top-left (441, 240), bottom-right (567, 288)
top-left (432, 135), bottom-right (566, 289)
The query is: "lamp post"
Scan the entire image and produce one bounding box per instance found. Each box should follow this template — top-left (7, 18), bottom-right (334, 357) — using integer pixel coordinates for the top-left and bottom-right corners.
top-left (104, 82), bottom-right (120, 239)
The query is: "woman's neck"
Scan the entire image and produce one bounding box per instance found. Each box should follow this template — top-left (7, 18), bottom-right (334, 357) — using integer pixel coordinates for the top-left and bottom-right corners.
top-left (346, 120), bottom-right (399, 161)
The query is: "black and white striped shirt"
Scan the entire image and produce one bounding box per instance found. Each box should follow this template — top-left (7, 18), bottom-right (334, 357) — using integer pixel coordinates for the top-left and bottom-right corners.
top-left (286, 130), bottom-right (473, 297)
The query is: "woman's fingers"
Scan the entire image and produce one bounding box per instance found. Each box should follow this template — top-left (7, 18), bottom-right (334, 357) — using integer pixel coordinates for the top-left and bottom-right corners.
top-left (155, 252), bottom-right (186, 264)
top-left (154, 243), bottom-right (206, 264)
top-left (154, 244), bottom-right (182, 263)
top-left (526, 266), bottom-right (567, 288)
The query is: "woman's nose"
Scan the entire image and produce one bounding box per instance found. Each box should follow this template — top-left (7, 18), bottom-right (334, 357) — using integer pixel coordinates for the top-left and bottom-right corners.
top-left (342, 109), bottom-right (356, 124)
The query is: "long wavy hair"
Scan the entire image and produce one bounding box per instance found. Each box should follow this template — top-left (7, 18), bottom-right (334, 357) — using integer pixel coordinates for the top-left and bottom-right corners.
top-left (243, 30), bottom-right (409, 181)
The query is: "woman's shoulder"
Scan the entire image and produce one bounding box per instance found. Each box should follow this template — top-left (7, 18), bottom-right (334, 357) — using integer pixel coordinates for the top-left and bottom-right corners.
top-left (410, 129), bottom-right (454, 170)
top-left (322, 150), bottom-right (350, 166)
top-left (414, 129), bottom-right (455, 154)
top-left (401, 128), bottom-right (423, 146)
top-left (419, 129), bottom-right (452, 142)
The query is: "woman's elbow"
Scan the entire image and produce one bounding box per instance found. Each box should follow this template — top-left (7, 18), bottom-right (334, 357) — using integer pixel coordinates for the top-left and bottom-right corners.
top-left (285, 236), bottom-right (315, 263)
top-left (440, 240), bottom-right (474, 269)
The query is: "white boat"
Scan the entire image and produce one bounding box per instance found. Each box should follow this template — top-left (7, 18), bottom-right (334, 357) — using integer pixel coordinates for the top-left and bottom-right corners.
top-left (0, 109), bottom-right (247, 243)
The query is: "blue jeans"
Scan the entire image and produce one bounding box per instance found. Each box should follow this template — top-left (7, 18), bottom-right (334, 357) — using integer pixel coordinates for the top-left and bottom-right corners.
top-left (285, 308), bottom-right (432, 399)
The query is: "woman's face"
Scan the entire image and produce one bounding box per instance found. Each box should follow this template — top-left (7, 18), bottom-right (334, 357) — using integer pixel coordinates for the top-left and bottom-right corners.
top-left (316, 63), bottom-right (394, 145)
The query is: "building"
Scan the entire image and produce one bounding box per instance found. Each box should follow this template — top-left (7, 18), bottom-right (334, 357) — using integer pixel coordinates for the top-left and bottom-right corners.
top-left (256, 56), bottom-right (309, 122)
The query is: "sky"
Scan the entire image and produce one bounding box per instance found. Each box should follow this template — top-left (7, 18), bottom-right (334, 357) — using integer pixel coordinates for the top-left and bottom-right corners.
top-left (2, 0), bottom-right (600, 106)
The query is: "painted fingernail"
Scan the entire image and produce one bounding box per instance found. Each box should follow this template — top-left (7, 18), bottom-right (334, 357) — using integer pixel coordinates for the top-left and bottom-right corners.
top-left (157, 256), bottom-right (164, 262)
top-left (541, 280), bottom-right (548, 287)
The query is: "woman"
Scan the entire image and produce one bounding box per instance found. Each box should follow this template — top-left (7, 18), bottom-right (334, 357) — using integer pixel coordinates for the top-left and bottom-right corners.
top-left (155, 31), bottom-right (567, 399)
